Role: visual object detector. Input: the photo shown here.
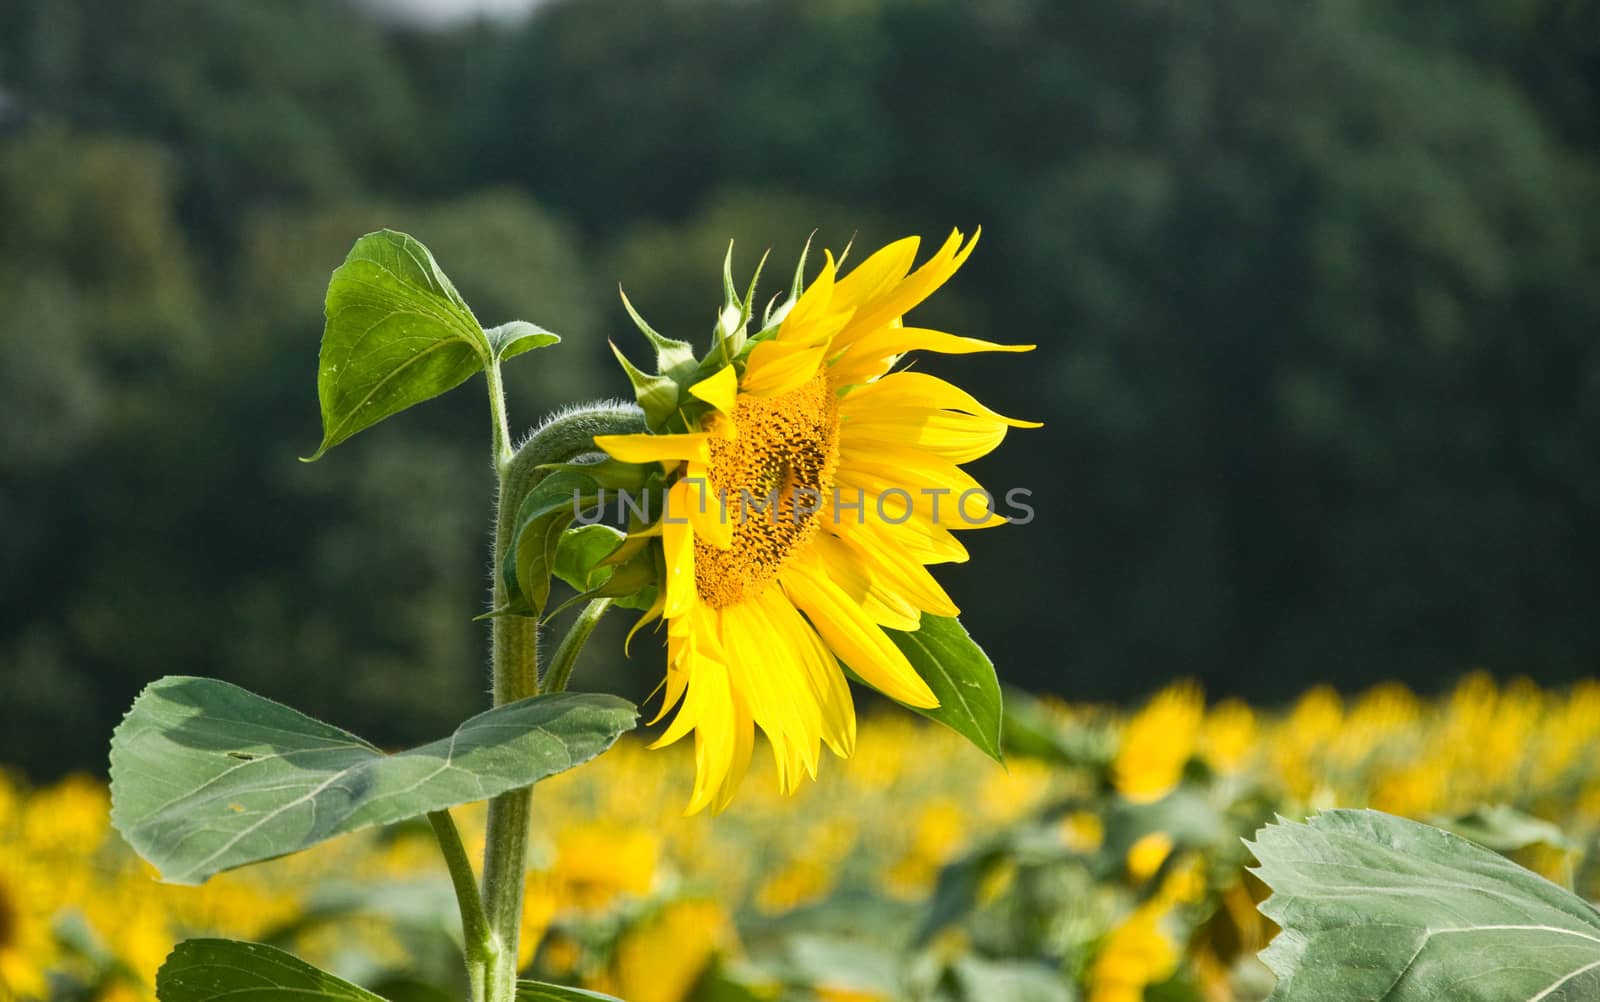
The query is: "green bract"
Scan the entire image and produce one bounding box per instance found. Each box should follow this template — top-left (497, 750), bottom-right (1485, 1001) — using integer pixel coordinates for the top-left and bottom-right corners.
top-left (1251, 810), bottom-right (1600, 1002)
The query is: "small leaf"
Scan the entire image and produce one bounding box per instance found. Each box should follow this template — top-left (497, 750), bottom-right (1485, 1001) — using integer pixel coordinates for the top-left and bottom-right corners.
top-left (517, 982), bottom-right (625, 1002)
top-left (156, 938), bottom-right (386, 1002)
top-left (885, 616), bottom-right (1004, 763)
top-left (487, 321), bottom-right (561, 362)
top-left (111, 676), bottom-right (637, 884)
top-left (308, 230), bottom-right (489, 460)
top-left (1250, 809), bottom-right (1600, 1002)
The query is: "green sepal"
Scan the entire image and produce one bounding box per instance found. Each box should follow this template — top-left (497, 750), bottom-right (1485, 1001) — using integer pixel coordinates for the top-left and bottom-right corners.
top-left (609, 340), bottom-right (680, 429)
top-left (618, 286), bottom-right (697, 377)
top-left (306, 230), bottom-right (490, 461)
top-left (487, 320), bottom-right (561, 362)
top-left (157, 938), bottom-right (385, 1002)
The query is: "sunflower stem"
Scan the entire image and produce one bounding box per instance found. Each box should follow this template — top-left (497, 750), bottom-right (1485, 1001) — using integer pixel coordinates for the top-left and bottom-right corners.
top-left (478, 397), bottom-right (646, 1002)
top-left (543, 599), bottom-right (613, 696)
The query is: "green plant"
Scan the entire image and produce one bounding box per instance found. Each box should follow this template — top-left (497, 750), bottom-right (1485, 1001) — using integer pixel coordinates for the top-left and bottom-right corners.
top-left (108, 228), bottom-right (1024, 1002)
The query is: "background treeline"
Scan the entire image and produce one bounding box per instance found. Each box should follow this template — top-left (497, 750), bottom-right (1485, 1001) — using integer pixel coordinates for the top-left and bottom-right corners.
top-left (2, 0), bottom-right (1597, 778)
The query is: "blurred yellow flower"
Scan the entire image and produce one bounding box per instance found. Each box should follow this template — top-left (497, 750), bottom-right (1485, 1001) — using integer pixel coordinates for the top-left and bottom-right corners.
top-left (1089, 903), bottom-right (1179, 1002)
top-left (553, 823), bottom-right (660, 911)
top-left (1201, 699), bottom-right (1256, 776)
top-left (1126, 832), bottom-right (1174, 883)
top-left (1114, 683), bottom-right (1203, 803)
top-left (1060, 810), bottom-right (1106, 854)
top-left (755, 860), bottom-right (834, 914)
top-left (885, 797), bottom-right (969, 896)
top-left (596, 232), bottom-right (1036, 812)
top-left (0, 856), bottom-right (56, 1000)
top-left (605, 900), bottom-right (735, 1002)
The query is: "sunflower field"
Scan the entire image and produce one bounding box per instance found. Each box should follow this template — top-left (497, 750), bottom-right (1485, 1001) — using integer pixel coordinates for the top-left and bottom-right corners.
top-left (9, 673), bottom-right (1599, 1002)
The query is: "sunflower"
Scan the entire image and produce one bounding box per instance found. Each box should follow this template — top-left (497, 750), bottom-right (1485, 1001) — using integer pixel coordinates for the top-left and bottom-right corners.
top-left (596, 230), bottom-right (1036, 812)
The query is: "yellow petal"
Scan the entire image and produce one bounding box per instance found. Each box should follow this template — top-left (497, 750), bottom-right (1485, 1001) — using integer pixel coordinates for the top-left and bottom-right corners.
top-left (841, 371), bottom-right (1042, 428)
top-left (660, 480), bottom-right (697, 619)
top-left (809, 531), bottom-right (922, 631)
top-left (688, 364), bottom-right (738, 416)
top-left (834, 229), bottom-right (977, 350)
top-left (776, 252), bottom-right (847, 345)
top-left (831, 518), bottom-right (960, 618)
top-left (756, 582), bottom-right (857, 757)
top-left (829, 326), bottom-right (1033, 386)
top-left (779, 560), bottom-right (938, 709)
top-left (841, 409), bottom-right (1011, 465)
top-left (740, 340), bottom-right (830, 396)
top-left (595, 432), bottom-right (712, 466)
top-left (680, 465), bottom-right (733, 549)
top-left (711, 686), bottom-right (756, 813)
top-left (831, 237), bottom-right (919, 317)
top-left (720, 598), bottom-right (821, 790)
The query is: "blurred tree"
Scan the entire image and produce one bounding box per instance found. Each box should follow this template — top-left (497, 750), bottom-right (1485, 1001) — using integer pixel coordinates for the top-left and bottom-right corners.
top-left (2, 0), bottom-right (1598, 775)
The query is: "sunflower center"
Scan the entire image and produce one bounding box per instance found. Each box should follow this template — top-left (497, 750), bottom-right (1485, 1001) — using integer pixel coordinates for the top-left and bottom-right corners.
top-left (695, 371), bottom-right (839, 608)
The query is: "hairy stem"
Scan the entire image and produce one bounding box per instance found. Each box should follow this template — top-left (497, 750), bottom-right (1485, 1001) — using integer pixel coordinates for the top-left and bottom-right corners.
top-left (479, 398), bottom-right (644, 1002)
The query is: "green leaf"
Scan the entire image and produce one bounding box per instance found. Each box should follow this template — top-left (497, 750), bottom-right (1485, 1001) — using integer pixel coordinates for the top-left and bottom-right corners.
top-left (156, 938), bottom-right (386, 1002)
top-left (1434, 803), bottom-right (1573, 852)
top-left (307, 230), bottom-right (489, 461)
top-left (111, 676), bottom-right (637, 884)
top-left (1250, 809), bottom-right (1600, 1001)
top-left (516, 982), bottom-right (625, 1002)
top-left (885, 616), bottom-right (1004, 764)
top-left (553, 524), bottom-right (626, 593)
top-left (487, 321), bottom-right (561, 362)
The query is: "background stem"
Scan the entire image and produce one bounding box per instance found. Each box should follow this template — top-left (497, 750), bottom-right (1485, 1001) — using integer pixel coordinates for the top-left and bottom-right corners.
top-left (428, 810), bottom-right (491, 1002)
top-left (542, 598), bottom-right (612, 696)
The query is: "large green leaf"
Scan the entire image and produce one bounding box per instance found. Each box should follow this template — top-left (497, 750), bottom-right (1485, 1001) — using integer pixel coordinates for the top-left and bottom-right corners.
top-left (307, 230), bottom-right (489, 460)
top-left (1250, 809), bottom-right (1600, 1001)
top-left (156, 938), bottom-right (386, 1002)
top-left (111, 676), bottom-right (637, 884)
top-left (885, 616), bottom-right (1004, 763)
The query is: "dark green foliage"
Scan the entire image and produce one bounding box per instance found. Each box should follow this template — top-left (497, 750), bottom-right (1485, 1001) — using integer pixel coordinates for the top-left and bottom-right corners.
top-left (1, 0), bottom-right (1596, 775)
